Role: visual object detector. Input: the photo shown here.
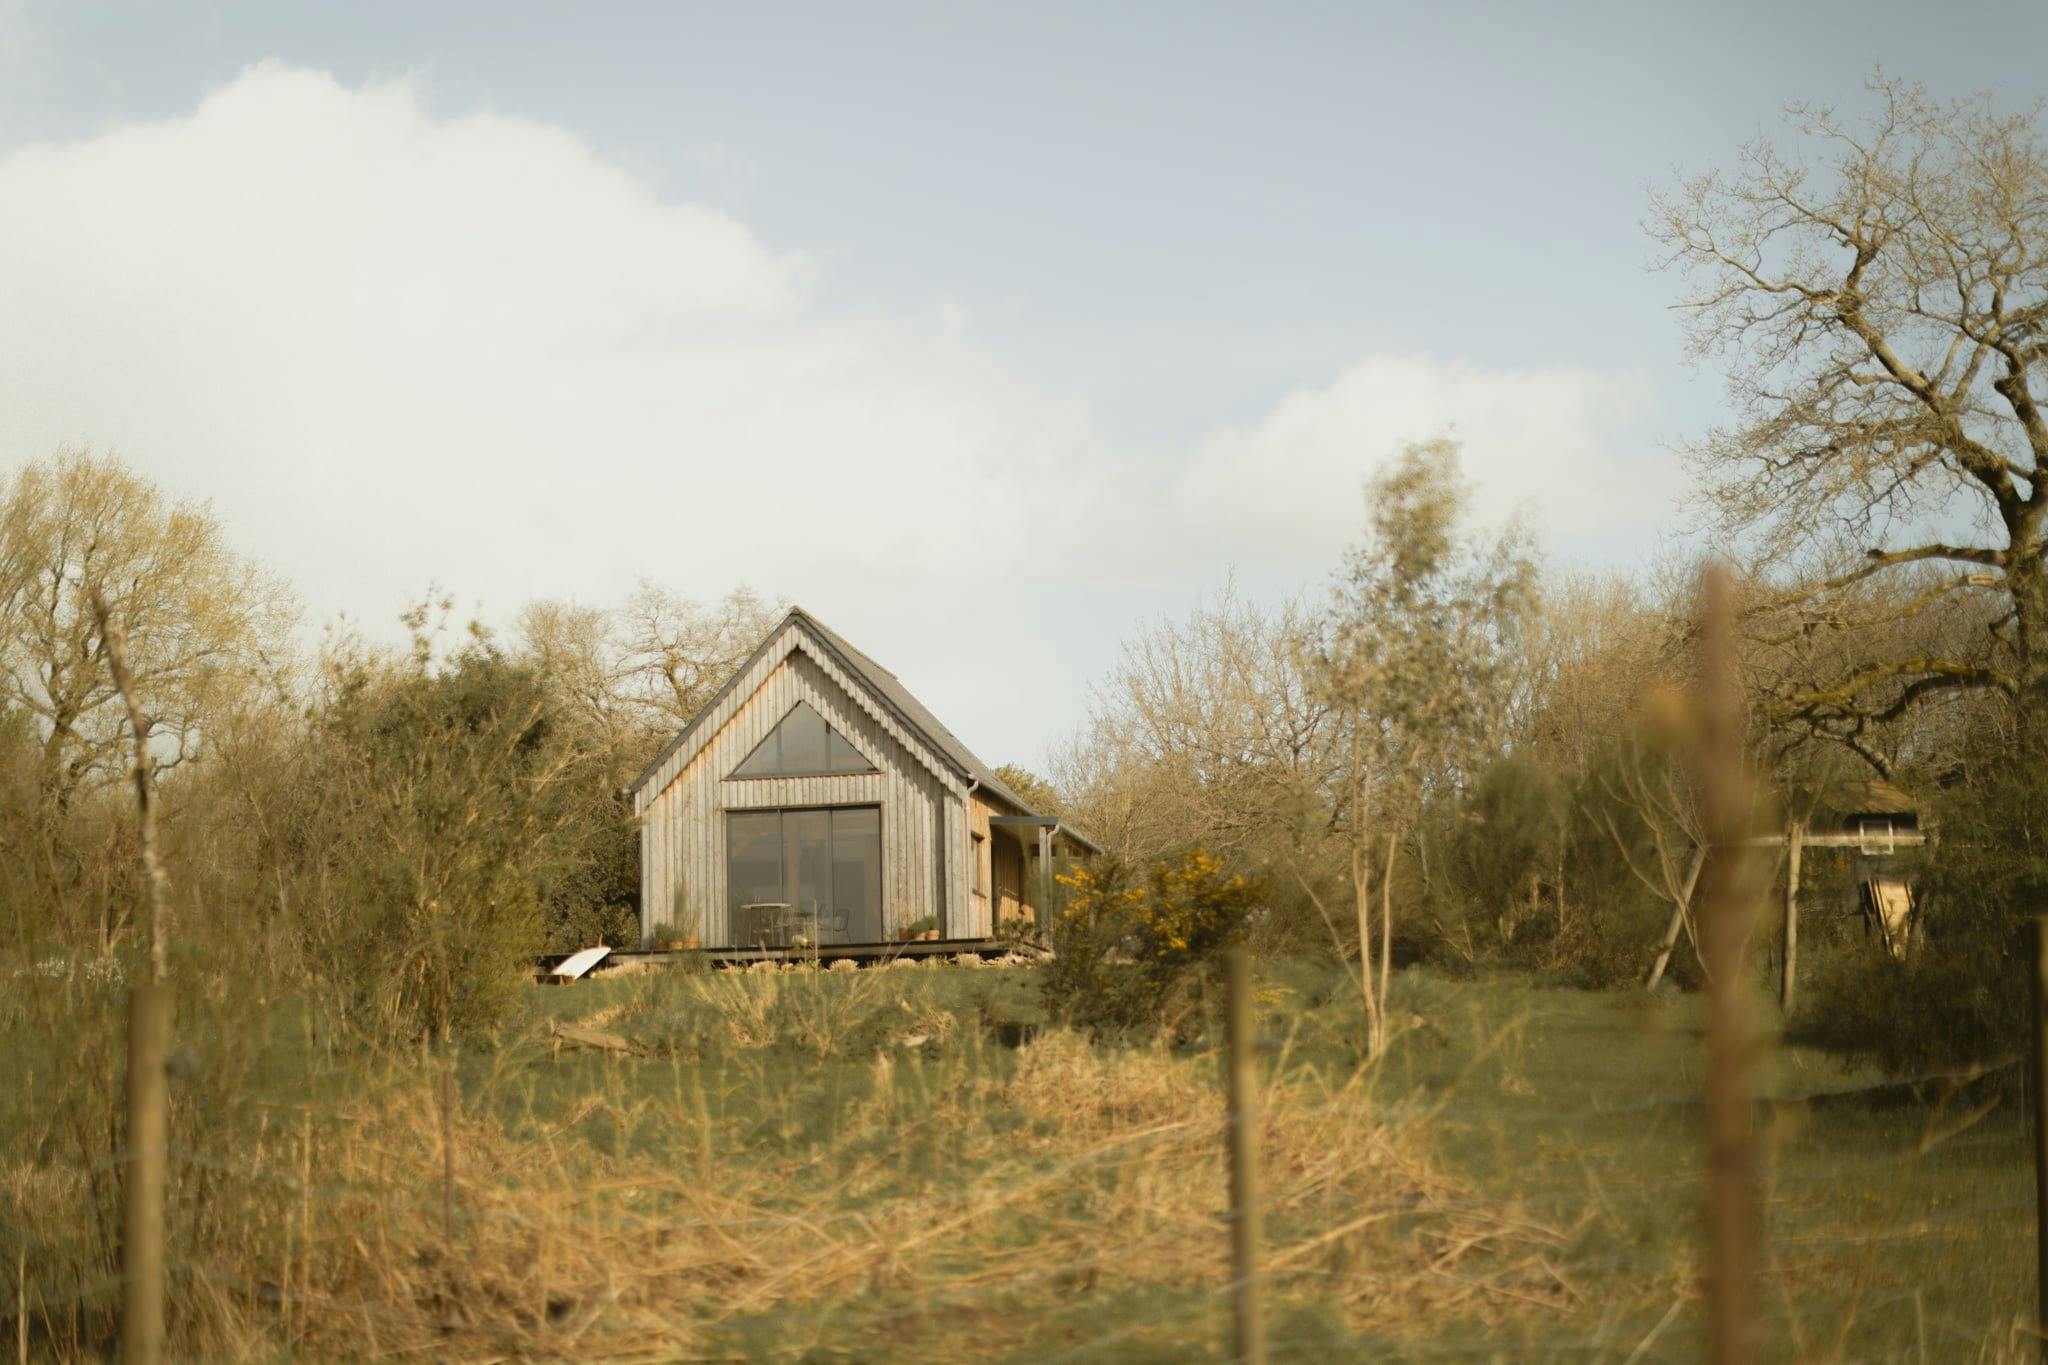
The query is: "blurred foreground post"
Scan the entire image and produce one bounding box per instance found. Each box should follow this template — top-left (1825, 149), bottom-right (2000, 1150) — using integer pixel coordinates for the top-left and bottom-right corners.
top-left (121, 984), bottom-right (170, 1365)
top-left (1222, 948), bottom-right (1264, 1365)
top-left (441, 1044), bottom-right (456, 1248)
top-left (96, 590), bottom-right (172, 1365)
top-left (2031, 917), bottom-right (2048, 1358)
top-left (1698, 565), bottom-right (1755, 1365)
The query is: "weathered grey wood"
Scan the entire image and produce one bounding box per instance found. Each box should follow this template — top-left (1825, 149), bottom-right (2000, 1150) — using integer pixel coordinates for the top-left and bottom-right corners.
top-left (641, 644), bottom-right (955, 946)
top-left (1735, 830), bottom-right (1924, 848)
top-left (440, 1049), bottom-right (455, 1248)
top-left (636, 612), bottom-right (1084, 951)
top-left (634, 618), bottom-right (966, 815)
top-left (1037, 825), bottom-right (1054, 939)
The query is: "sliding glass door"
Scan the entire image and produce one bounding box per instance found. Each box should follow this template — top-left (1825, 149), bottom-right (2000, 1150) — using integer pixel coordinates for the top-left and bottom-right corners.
top-left (726, 806), bottom-right (883, 944)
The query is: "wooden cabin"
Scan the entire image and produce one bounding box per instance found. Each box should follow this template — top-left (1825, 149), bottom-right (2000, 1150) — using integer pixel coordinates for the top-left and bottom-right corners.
top-left (627, 607), bottom-right (1098, 950)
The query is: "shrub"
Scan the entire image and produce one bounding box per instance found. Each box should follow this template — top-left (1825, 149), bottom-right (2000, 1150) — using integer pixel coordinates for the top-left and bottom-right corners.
top-left (293, 616), bottom-right (616, 1043)
top-left (1423, 756), bottom-right (1568, 968)
top-left (1548, 739), bottom-right (1707, 991)
top-left (1042, 849), bottom-right (1262, 1035)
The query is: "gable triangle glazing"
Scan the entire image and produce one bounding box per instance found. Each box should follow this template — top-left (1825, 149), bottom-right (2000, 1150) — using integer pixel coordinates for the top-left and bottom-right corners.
top-left (730, 699), bottom-right (878, 778)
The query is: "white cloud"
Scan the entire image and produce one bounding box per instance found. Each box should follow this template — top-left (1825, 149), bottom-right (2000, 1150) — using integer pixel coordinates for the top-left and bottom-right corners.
top-left (0, 63), bottom-right (1676, 763)
top-left (1170, 354), bottom-right (1671, 578)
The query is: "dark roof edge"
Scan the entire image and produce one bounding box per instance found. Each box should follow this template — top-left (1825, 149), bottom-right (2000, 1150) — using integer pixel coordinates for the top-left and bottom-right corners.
top-left (788, 609), bottom-right (977, 789)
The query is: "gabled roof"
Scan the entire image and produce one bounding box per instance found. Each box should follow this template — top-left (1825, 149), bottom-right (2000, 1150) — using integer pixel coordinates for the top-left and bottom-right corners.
top-left (627, 607), bottom-right (1029, 815)
top-left (1821, 777), bottom-right (1919, 820)
top-left (797, 611), bottom-right (1036, 813)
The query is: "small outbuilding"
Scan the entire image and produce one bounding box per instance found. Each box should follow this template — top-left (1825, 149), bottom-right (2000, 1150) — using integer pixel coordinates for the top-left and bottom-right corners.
top-left (1815, 777), bottom-right (1924, 957)
top-left (627, 607), bottom-right (1097, 951)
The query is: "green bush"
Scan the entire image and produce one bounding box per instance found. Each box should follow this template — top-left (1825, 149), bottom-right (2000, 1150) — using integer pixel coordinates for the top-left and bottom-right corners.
top-left (1422, 756), bottom-right (1568, 968)
top-left (1041, 850), bottom-right (1262, 1036)
top-left (1550, 739), bottom-right (1706, 991)
top-left (295, 621), bottom-right (617, 1043)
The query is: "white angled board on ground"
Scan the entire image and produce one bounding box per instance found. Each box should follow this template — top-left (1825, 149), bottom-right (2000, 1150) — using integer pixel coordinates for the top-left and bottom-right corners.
top-left (550, 946), bottom-right (612, 981)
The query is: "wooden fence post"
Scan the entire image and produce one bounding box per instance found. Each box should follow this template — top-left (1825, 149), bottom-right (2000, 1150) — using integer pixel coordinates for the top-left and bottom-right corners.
top-left (441, 1044), bottom-right (456, 1249)
top-left (1781, 823), bottom-right (1803, 1014)
top-left (1698, 565), bottom-right (1756, 1365)
top-left (1222, 948), bottom-right (1265, 1365)
top-left (2030, 916), bottom-right (2048, 1359)
top-left (121, 981), bottom-right (170, 1365)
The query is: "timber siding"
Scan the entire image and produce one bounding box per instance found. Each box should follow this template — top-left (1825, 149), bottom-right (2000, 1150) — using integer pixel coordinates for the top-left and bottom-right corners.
top-left (634, 621), bottom-right (966, 948)
top-left (629, 608), bottom-right (1094, 950)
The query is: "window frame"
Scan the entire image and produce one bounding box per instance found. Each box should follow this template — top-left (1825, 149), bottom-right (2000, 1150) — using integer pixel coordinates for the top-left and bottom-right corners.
top-left (723, 802), bottom-right (886, 942)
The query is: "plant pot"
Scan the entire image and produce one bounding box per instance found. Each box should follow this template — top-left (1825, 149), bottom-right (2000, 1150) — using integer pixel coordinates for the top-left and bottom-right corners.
top-left (920, 930), bottom-right (940, 941)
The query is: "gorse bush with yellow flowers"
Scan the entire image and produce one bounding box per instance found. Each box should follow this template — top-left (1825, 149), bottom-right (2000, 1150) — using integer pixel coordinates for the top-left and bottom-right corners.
top-left (1042, 850), bottom-right (1263, 1035)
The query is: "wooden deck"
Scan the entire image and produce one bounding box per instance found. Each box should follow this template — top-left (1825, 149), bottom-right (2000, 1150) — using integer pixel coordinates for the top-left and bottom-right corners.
top-left (538, 937), bottom-right (1044, 976)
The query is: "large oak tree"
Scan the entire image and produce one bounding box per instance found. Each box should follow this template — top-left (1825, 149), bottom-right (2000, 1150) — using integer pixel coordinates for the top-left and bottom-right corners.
top-left (1655, 78), bottom-right (2048, 761)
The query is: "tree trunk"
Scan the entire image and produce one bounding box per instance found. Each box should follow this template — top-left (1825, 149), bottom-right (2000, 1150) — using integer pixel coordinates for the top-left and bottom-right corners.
top-left (1352, 841), bottom-right (1382, 1059)
top-left (1555, 844), bottom-right (1567, 936)
top-left (1378, 829), bottom-right (1397, 1050)
top-left (1645, 843), bottom-right (1708, 991)
top-left (2014, 556), bottom-right (2048, 753)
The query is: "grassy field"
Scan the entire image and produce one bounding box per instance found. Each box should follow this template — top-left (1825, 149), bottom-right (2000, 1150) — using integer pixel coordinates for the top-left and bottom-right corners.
top-left (1362, 969), bottom-right (2033, 1360)
top-left (518, 960), bottom-right (2035, 1360)
top-left (5, 956), bottom-right (2035, 1360)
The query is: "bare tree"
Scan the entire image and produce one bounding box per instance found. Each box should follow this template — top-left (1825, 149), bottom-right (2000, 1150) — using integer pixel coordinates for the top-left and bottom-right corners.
top-left (1053, 585), bottom-right (1335, 867)
top-left (518, 582), bottom-right (780, 774)
top-left (616, 583), bottom-right (781, 729)
top-left (1587, 726), bottom-right (1708, 990)
top-left (1653, 77), bottom-right (2048, 753)
top-left (0, 450), bottom-right (294, 815)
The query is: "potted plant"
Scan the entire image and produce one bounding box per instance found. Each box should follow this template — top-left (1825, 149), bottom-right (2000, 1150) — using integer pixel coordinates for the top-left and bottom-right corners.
top-left (903, 914), bottom-right (942, 942)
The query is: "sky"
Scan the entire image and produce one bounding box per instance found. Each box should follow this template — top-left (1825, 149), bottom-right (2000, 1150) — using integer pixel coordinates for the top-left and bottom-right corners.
top-left (1, 1), bottom-right (2044, 769)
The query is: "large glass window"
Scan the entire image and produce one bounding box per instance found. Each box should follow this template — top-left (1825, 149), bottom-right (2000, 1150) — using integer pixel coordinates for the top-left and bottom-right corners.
top-left (727, 811), bottom-right (783, 913)
top-left (726, 806), bottom-right (884, 944)
top-left (731, 701), bottom-right (877, 778)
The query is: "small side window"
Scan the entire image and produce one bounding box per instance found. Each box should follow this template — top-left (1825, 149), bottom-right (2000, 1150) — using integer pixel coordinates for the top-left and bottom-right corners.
top-left (971, 832), bottom-right (987, 896)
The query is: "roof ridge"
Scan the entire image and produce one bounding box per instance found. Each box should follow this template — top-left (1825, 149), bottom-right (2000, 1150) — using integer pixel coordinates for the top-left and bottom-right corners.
top-left (787, 609), bottom-right (1029, 810)
top-left (631, 605), bottom-right (1034, 817)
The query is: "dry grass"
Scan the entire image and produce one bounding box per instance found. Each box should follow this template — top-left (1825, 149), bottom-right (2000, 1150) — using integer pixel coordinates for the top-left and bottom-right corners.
top-left (4, 959), bottom-right (1565, 1360)
top-left (12, 959), bottom-right (2042, 1359)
